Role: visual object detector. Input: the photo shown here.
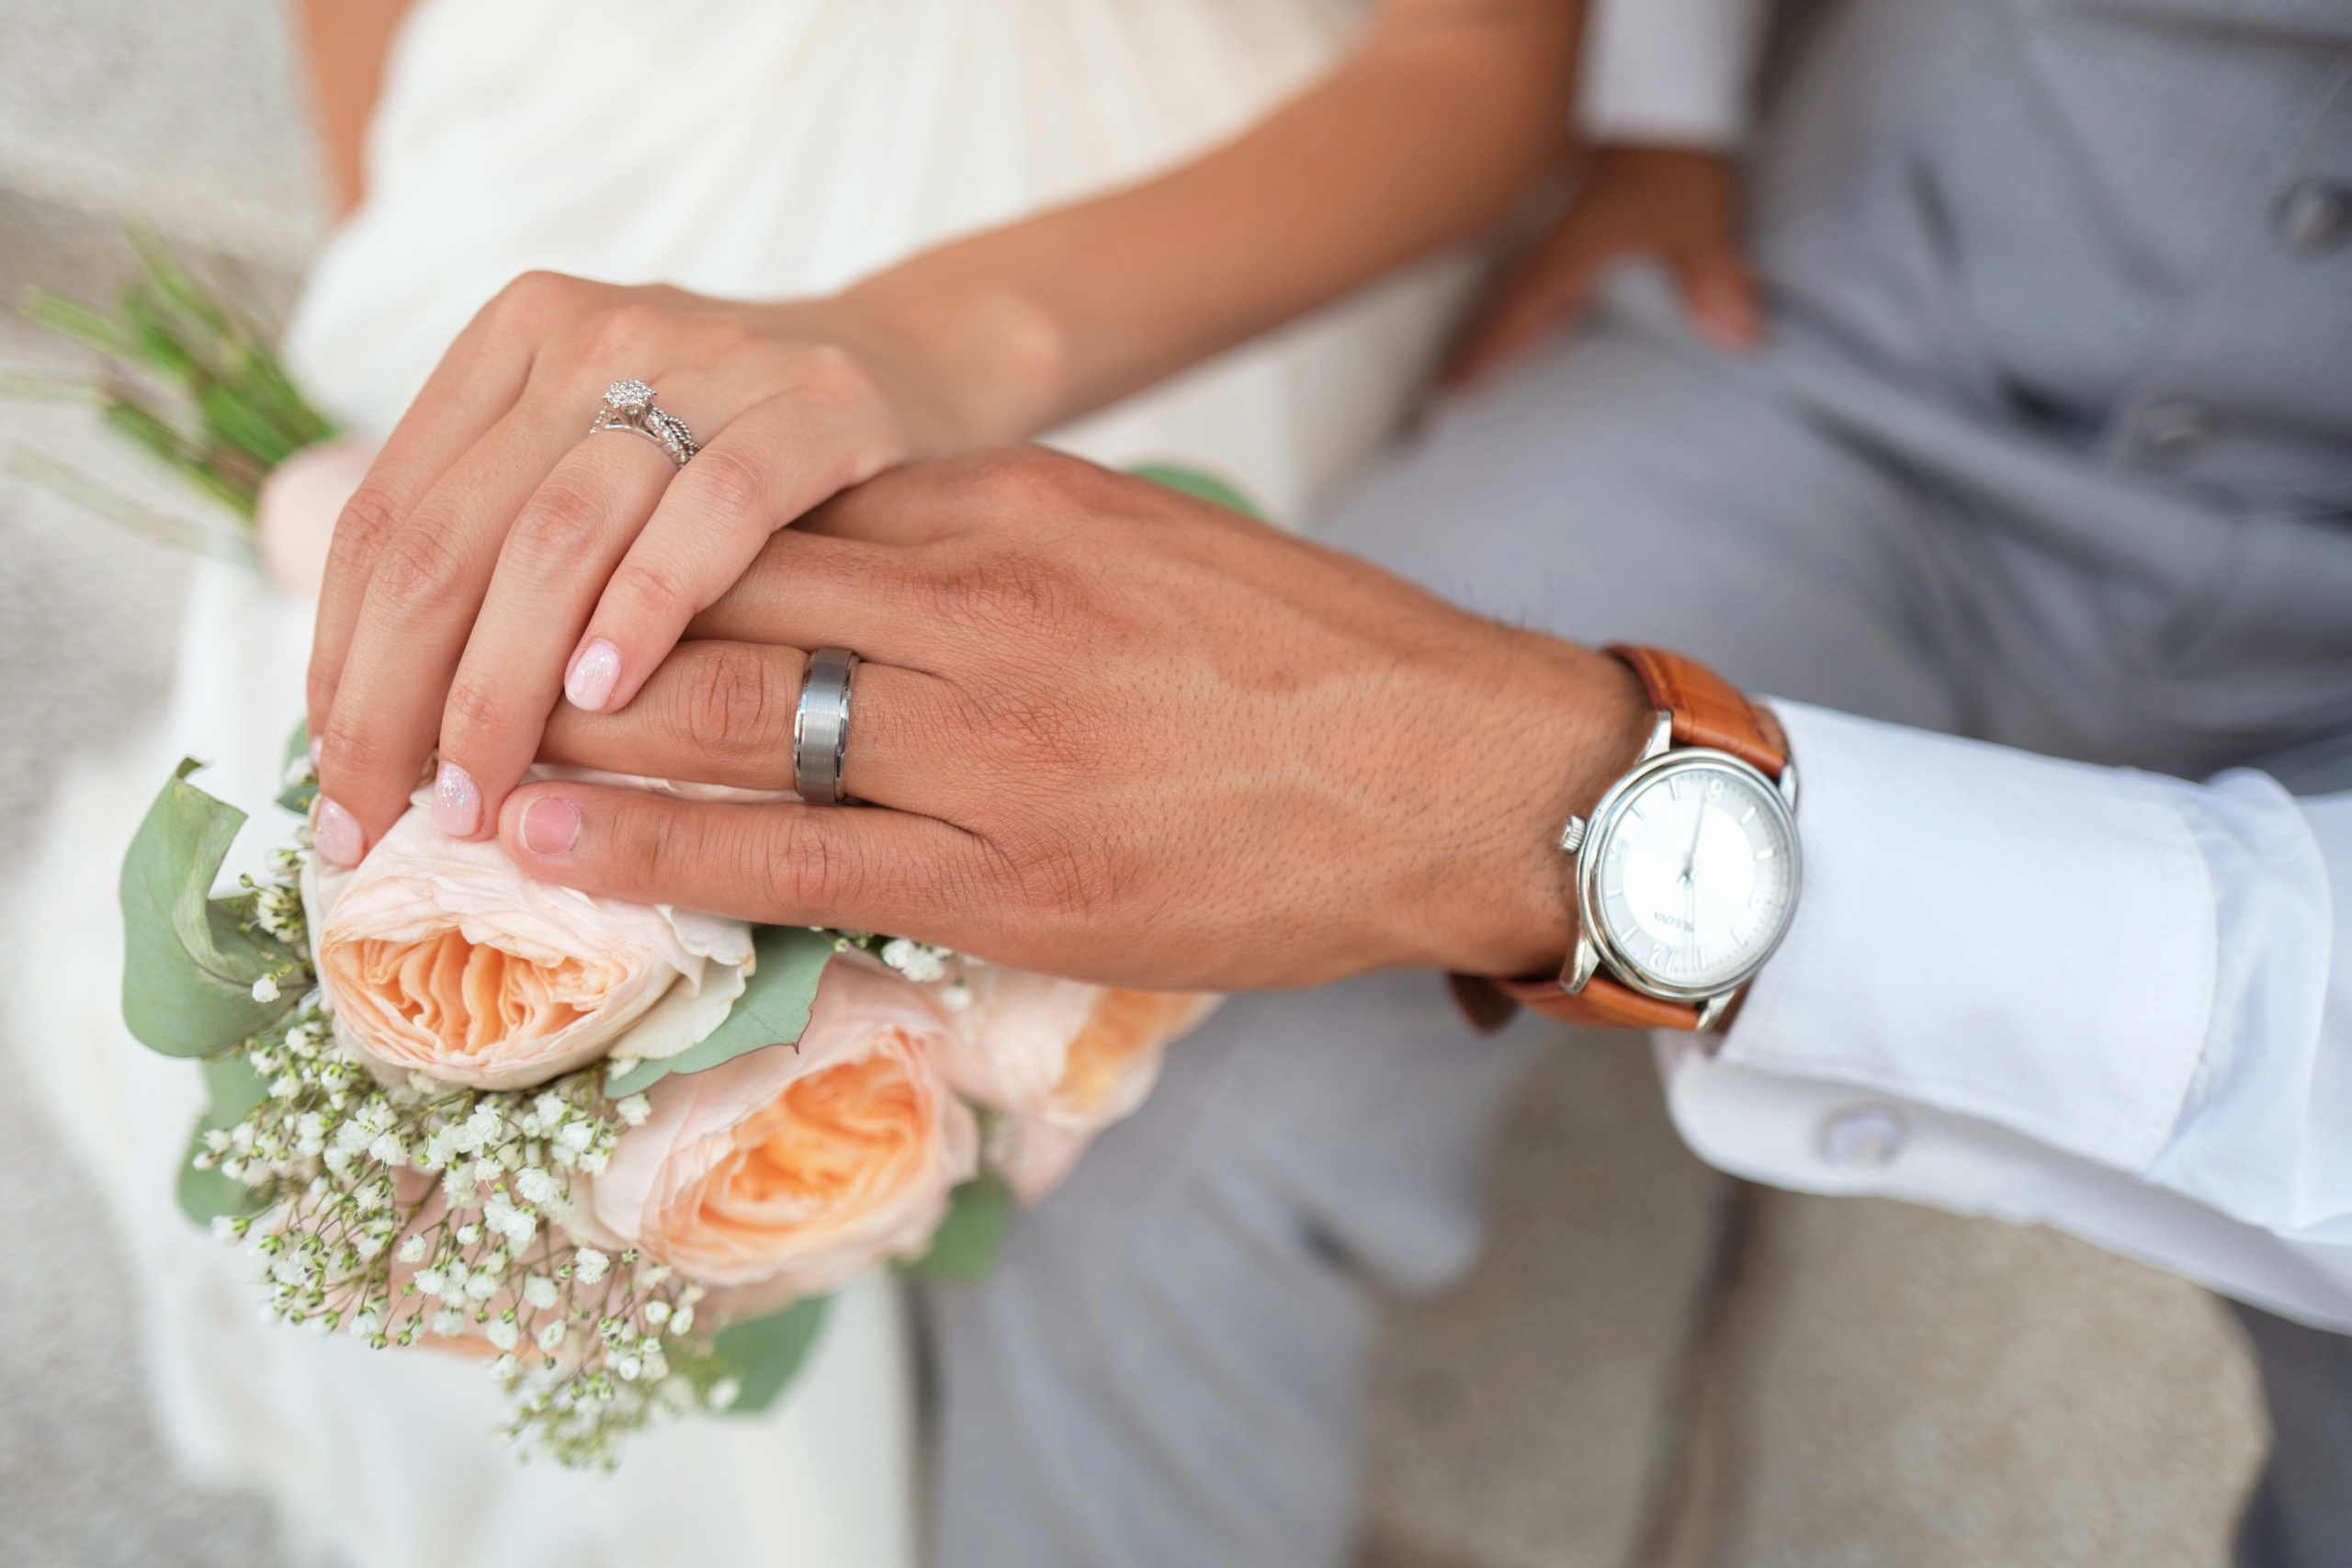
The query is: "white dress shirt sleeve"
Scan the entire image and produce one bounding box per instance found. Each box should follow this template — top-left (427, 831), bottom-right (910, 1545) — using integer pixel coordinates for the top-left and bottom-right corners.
top-left (1577, 0), bottom-right (1770, 147)
top-left (1658, 702), bottom-right (2352, 1330)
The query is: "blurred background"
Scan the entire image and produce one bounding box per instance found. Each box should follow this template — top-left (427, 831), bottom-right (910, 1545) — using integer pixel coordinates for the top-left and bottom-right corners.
top-left (0, 1), bottom-right (2267, 1563)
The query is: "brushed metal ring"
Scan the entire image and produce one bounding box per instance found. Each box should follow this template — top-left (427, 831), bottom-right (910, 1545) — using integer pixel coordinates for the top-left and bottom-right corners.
top-left (793, 649), bottom-right (860, 805)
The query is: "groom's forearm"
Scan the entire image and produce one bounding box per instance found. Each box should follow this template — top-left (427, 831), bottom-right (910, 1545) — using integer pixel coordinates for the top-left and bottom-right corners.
top-left (824, 0), bottom-right (1582, 452)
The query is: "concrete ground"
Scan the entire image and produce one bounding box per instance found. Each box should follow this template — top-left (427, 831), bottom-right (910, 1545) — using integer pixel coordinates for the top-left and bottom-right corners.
top-left (0, 0), bottom-right (2271, 1563)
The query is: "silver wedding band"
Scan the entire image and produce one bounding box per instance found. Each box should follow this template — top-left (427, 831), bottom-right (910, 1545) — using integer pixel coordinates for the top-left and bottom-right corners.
top-left (588, 378), bottom-right (698, 468)
top-left (794, 649), bottom-right (860, 806)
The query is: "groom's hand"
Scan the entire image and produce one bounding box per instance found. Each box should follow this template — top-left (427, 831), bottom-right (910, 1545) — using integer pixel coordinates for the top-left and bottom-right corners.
top-left (502, 449), bottom-right (1650, 990)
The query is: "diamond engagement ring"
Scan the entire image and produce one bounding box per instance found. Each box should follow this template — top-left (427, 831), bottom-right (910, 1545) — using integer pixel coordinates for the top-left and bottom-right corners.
top-left (794, 649), bottom-right (861, 806)
top-left (588, 378), bottom-right (699, 467)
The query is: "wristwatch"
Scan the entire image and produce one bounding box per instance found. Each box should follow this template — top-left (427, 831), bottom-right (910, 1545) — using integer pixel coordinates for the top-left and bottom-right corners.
top-left (1454, 645), bottom-right (1801, 1033)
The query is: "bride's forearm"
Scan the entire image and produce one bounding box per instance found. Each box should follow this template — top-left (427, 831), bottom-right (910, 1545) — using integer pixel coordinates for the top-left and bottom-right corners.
top-left (827, 0), bottom-right (1582, 452)
top-left (293, 0), bottom-right (417, 216)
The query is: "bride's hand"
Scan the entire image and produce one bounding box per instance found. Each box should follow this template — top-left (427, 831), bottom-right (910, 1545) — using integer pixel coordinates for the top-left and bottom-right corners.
top-left (304, 274), bottom-right (966, 863)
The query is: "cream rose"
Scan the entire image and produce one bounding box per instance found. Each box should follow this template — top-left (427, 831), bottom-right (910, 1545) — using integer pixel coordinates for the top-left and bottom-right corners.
top-left (304, 803), bottom-right (753, 1090)
top-left (586, 962), bottom-right (978, 1309)
top-left (928, 969), bottom-right (1217, 1134)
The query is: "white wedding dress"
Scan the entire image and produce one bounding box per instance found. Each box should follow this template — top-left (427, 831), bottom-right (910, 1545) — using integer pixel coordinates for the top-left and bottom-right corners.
top-left (6, 3), bottom-right (1471, 1565)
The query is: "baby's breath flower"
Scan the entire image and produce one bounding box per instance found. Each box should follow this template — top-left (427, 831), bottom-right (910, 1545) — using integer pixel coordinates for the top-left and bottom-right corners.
top-left (515, 1167), bottom-right (561, 1206)
top-left (573, 1248), bottom-right (610, 1284)
top-left (879, 938), bottom-right (948, 984)
top-left (251, 975), bottom-right (280, 1004)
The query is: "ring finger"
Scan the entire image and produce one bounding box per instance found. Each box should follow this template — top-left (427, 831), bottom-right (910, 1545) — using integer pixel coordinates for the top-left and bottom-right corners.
top-left (537, 639), bottom-right (959, 816)
top-left (430, 367), bottom-right (793, 839)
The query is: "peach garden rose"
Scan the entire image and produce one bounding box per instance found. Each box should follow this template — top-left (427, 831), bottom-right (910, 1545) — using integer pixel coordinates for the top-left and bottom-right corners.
top-left (927, 967), bottom-right (1217, 1134)
top-left (303, 800), bottom-right (754, 1091)
top-left (585, 962), bottom-right (979, 1311)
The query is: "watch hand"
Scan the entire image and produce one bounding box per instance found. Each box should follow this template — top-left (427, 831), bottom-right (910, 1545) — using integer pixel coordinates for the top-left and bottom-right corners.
top-left (1681, 802), bottom-right (1707, 958)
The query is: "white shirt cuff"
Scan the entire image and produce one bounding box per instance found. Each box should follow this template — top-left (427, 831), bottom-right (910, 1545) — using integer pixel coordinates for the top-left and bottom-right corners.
top-left (1721, 702), bottom-right (2218, 1175)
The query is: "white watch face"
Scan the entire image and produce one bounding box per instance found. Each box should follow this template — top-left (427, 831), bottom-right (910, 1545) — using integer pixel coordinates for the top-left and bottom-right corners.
top-left (1589, 758), bottom-right (1797, 996)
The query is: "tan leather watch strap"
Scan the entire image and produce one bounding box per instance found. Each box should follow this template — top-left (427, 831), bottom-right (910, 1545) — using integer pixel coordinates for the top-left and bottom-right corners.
top-left (1447, 645), bottom-right (1781, 1035)
top-left (1608, 643), bottom-right (1785, 777)
top-left (1493, 971), bottom-right (1703, 1030)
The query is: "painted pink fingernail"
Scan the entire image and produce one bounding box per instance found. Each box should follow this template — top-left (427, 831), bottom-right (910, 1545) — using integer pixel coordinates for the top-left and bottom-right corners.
top-left (565, 638), bottom-right (622, 712)
top-left (521, 797), bottom-right (582, 856)
top-left (315, 796), bottom-right (365, 866)
top-left (431, 760), bottom-right (481, 837)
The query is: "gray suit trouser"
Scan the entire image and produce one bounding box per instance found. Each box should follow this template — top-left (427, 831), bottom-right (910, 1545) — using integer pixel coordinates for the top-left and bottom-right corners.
top-left (922, 0), bottom-right (2352, 1560)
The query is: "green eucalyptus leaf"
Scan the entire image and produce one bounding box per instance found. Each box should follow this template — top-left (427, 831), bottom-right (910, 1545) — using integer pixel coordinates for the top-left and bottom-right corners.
top-left (175, 1053), bottom-right (270, 1225)
top-left (1127, 462), bottom-right (1263, 519)
top-left (710, 1294), bottom-right (830, 1416)
top-left (277, 720), bottom-right (316, 814)
top-left (898, 1172), bottom-right (1013, 1280)
top-left (605, 926), bottom-right (835, 1096)
top-left (120, 759), bottom-right (298, 1056)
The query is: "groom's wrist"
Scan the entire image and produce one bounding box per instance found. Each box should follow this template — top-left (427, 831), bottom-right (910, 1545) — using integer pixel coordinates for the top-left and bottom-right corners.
top-left (1396, 637), bottom-right (1653, 978)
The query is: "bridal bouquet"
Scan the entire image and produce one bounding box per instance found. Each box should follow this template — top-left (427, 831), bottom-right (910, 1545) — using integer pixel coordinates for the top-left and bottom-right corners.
top-left (122, 742), bottom-right (1212, 1467)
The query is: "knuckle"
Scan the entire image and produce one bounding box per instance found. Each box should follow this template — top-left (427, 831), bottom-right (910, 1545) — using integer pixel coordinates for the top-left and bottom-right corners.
top-left (994, 829), bottom-right (1116, 931)
top-left (785, 340), bottom-right (869, 401)
top-left (764, 811), bottom-right (868, 914)
top-left (369, 521), bottom-right (469, 619)
top-left (672, 644), bottom-right (788, 756)
top-left (668, 445), bottom-right (768, 526)
top-left (582, 301), bottom-right (670, 364)
top-left (604, 553), bottom-right (694, 621)
top-left (440, 675), bottom-right (515, 746)
top-left (315, 710), bottom-right (401, 787)
top-left (484, 271), bottom-right (581, 333)
top-left (927, 553), bottom-right (1076, 641)
top-left (507, 474), bottom-right (611, 569)
top-left (633, 803), bottom-right (714, 901)
top-left (325, 484), bottom-right (405, 575)
top-left (963, 446), bottom-right (1069, 512)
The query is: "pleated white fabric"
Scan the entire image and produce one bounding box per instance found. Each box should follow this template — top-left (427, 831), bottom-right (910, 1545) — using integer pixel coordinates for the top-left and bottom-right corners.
top-left (10, 3), bottom-right (1468, 1566)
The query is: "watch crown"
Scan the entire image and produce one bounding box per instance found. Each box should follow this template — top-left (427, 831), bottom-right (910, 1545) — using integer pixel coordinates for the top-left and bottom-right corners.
top-left (1558, 816), bottom-right (1588, 853)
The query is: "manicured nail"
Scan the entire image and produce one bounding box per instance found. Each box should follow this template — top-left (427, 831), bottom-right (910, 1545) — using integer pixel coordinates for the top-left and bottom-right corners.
top-left (565, 638), bottom-right (622, 712)
top-left (315, 796), bottom-right (365, 865)
top-left (431, 760), bottom-right (481, 837)
top-left (521, 796), bottom-right (581, 856)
